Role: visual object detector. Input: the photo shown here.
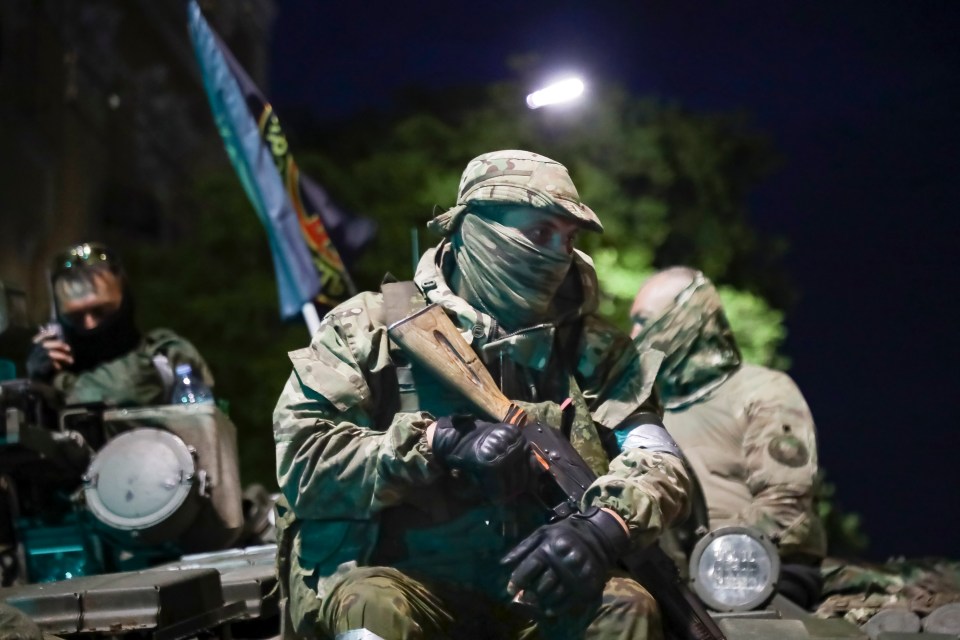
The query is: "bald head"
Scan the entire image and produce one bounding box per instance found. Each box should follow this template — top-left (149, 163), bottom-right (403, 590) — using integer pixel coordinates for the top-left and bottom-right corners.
top-left (630, 267), bottom-right (701, 338)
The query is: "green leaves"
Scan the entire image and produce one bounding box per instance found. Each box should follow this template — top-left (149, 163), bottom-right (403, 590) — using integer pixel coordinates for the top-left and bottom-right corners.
top-left (716, 285), bottom-right (789, 368)
top-left (125, 173), bottom-right (307, 486)
top-left (817, 472), bottom-right (871, 556)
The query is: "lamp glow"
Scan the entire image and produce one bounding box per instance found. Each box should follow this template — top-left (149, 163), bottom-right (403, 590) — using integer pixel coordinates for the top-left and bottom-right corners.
top-left (526, 77), bottom-right (585, 109)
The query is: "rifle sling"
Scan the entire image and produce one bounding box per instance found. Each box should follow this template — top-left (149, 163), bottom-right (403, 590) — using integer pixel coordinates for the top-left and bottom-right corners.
top-left (382, 281), bottom-right (426, 413)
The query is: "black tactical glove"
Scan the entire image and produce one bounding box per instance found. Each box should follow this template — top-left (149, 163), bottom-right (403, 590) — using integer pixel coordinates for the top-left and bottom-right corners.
top-left (501, 506), bottom-right (630, 613)
top-left (431, 415), bottom-right (531, 499)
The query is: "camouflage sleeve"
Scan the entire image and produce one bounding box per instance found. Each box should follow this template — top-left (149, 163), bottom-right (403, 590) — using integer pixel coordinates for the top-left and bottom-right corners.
top-left (273, 296), bottom-right (444, 520)
top-left (583, 447), bottom-right (692, 549)
top-left (570, 319), bottom-right (690, 548)
top-left (517, 401), bottom-right (692, 550)
top-left (739, 369), bottom-right (826, 558)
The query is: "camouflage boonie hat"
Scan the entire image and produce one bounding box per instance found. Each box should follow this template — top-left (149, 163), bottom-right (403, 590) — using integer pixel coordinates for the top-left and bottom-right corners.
top-left (428, 150), bottom-right (603, 236)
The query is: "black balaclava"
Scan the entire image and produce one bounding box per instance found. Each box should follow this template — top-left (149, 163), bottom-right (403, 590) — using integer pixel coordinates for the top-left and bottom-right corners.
top-left (61, 286), bottom-right (141, 373)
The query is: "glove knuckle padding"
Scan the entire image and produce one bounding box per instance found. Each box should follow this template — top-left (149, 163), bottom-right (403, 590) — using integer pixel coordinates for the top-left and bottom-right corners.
top-left (551, 532), bottom-right (576, 555)
top-left (476, 425), bottom-right (523, 464)
top-left (434, 417), bottom-right (522, 468)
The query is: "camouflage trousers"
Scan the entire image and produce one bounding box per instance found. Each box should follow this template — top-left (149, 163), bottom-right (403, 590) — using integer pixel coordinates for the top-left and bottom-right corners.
top-left (289, 563), bottom-right (663, 640)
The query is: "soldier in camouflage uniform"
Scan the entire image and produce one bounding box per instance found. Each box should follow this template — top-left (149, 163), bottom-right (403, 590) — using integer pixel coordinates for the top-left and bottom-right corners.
top-left (273, 150), bottom-right (692, 639)
top-left (630, 267), bottom-right (826, 608)
top-left (26, 242), bottom-right (212, 407)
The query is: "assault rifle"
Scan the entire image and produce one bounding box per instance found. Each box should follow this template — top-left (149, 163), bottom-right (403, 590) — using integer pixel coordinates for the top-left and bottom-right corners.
top-left (388, 304), bottom-right (726, 640)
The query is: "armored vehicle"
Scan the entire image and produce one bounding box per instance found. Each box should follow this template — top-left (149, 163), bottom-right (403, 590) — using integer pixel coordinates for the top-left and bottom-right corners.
top-left (0, 372), bottom-right (281, 638)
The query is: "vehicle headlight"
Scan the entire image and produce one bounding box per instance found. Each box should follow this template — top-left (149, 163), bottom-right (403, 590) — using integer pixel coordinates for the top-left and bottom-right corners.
top-left (688, 526), bottom-right (780, 612)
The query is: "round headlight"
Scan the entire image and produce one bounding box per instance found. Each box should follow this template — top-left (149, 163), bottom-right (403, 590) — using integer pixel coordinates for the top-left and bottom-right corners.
top-left (688, 526), bottom-right (780, 612)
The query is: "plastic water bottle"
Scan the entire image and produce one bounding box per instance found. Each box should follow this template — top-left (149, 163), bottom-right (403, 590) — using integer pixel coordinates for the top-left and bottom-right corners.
top-left (171, 363), bottom-right (213, 405)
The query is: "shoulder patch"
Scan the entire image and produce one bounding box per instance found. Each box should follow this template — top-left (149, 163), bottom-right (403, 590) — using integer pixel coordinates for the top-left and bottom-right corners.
top-left (768, 433), bottom-right (810, 467)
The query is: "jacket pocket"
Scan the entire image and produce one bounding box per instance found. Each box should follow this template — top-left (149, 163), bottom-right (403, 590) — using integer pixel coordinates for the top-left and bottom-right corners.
top-left (289, 346), bottom-right (370, 413)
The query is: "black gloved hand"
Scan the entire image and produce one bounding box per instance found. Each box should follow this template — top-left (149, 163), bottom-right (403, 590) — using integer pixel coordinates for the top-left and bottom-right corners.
top-left (501, 507), bottom-right (630, 613)
top-left (431, 415), bottom-right (531, 499)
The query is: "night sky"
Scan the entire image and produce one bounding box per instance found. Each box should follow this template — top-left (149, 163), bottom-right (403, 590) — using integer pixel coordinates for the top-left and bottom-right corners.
top-left (269, 1), bottom-right (960, 559)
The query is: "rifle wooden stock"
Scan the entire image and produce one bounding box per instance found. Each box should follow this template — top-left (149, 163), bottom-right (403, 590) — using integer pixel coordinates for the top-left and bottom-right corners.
top-left (388, 304), bottom-right (519, 423)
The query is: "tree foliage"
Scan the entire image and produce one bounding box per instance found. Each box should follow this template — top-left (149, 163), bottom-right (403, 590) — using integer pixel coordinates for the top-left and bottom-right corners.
top-left (817, 472), bottom-right (871, 557)
top-left (124, 173), bottom-right (307, 486)
top-left (298, 80), bottom-right (791, 365)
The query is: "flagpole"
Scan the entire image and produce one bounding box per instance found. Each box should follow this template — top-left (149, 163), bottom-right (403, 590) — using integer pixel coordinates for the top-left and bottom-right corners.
top-left (410, 228), bottom-right (420, 276)
top-left (301, 302), bottom-right (321, 336)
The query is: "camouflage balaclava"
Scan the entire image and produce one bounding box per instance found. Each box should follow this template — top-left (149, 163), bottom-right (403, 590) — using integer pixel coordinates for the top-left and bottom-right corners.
top-left (429, 150), bottom-right (602, 331)
top-left (632, 271), bottom-right (742, 409)
top-left (451, 211), bottom-right (572, 331)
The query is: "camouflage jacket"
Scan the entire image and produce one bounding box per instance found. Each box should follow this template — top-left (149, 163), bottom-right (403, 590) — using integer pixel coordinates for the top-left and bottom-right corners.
top-left (665, 363), bottom-right (826, 558)
top-left (273, 245), bottom-right (691, 592)
top-left (52, 328), bottom-right (213, 407)
top-left (633, 276), bottom-right (825, 559)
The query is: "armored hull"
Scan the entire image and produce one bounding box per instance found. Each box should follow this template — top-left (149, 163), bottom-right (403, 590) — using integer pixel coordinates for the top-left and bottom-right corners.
top-left (1, 544), bottom-right (279, 639)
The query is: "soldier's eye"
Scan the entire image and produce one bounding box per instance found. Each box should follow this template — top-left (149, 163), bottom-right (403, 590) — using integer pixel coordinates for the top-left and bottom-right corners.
top-left (524, 227), bottom-right (549, 244)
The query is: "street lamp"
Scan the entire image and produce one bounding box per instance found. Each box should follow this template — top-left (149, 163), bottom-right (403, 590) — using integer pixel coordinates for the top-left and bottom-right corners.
top-left (526, 77), bottom-right (585, 109)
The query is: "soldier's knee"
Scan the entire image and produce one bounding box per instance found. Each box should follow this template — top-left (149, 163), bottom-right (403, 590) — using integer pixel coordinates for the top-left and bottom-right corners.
top-left (606, 576), bottom-right (658, 616)
top-left (593, 577), bottom-right (663, 640)
top-left (0, 603), bottom-right (44, 640)
top-left (324, 567), bottom-right (424, 638)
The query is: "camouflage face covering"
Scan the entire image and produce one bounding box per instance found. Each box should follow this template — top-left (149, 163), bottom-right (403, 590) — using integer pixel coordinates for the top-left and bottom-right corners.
top-left (414, 243), bottom-right (599, 351)
top-left (452, 212), bottom-right (573, 331)
top-left (632, 275), bottom-right (741, 409)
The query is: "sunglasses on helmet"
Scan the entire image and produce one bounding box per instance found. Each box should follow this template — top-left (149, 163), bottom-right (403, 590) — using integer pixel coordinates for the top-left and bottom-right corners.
top-left (51, 243), bottom-right (120, 278)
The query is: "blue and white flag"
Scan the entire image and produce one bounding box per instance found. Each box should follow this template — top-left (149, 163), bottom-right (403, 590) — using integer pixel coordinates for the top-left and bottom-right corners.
top-left (188, 1), bottom-right (321, 319)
